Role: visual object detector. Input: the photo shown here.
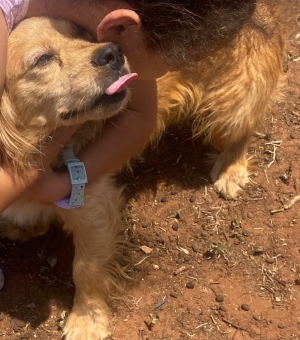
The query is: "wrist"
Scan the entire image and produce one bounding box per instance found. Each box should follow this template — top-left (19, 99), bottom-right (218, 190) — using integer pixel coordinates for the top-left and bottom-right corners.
top-left (54, 156), bottom-right (88, 209)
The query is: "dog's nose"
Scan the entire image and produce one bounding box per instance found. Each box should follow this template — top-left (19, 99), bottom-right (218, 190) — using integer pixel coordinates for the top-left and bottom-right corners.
top-left (93, 44), bottom-right (125, 71)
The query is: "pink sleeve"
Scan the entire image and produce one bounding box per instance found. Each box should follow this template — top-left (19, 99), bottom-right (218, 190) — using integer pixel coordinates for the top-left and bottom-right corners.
top-left (0, 0), bottom-right (29, 32)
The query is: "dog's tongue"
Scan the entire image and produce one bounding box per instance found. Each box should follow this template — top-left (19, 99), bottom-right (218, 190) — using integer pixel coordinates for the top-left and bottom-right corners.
top-left (105, 73), bottom-right (138, 95)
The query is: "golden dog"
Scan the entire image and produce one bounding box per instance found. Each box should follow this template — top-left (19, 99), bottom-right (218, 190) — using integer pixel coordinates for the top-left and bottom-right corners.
top-left (0, 3), bottom-right (286, 339)
top-left (0, 18), bottom-right (132, 340)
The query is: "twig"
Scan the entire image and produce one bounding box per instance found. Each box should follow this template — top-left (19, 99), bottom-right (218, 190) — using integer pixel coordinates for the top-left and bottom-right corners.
top-left (154, 299), bottom-right (168, 310)
top-left (174, 265), bottom-right (189, 276)
top-left (222, 318), bottom-right (240, 329)
top-left (271, 195), bottom-right (300, 214)
top-left (134, 255), bottom-right (151, 266)
top-left (267, 144), bottom-right (277, 168)
top-left (263, 169), bottom-right (269, 184)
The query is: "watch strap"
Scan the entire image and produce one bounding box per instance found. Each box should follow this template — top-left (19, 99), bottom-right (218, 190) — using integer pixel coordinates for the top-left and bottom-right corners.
top-left (54, 156), bottom-right (88, 209)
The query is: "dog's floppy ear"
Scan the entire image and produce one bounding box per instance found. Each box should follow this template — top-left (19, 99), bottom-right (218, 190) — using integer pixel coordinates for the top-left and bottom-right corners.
top-left (0, 90), bottom-right (39, 172)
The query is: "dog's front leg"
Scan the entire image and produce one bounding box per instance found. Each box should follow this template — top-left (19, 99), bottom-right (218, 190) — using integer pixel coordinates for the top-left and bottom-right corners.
top-left (210, 136), bottom-right (250, 199)
top-left (60, 177), bottom-right (125, 340)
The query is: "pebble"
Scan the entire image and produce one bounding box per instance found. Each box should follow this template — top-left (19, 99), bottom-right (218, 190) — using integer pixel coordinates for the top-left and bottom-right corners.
top-left (175, 211), bottom-right (182, 220)
top-left (0, 268), bottom-right (4, 290)
top-left (265, 257), bottom-right (275, 264)
top-left (171, 190), bottom-right (177, 195)
top-left (161, 197), bottom-right (168, 203)
top-left (186, 281), bottom-right (195, 289)
top-left (142, 223), bottom-right (151, 229)
top-left (192, 243), bottom-right (201, 253)
top-left (290, 132), bottom-right (296, 139)
top-left (172, 223), bottom-right (179, 231)
top-left (241, 304), bottom-right (250, 311)
top-left (242, 230), bottom-right (250, 237)
top-left (170, 292), bottom-right (179, 298)
top-left (215, 295), bottom-right (224, 303)
top-left (247, 212), bottom-right (254, 219)
top-left (189, 194), bottom-right (196, 203)
top-left (219, 305), bottom-right (227, 312)
top-left (278, 324), bottom-right (285, 329)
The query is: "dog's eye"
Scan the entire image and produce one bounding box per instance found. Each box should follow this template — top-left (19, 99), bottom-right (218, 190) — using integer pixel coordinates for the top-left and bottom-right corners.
top-left (34, 54), bottom-right (53, 67)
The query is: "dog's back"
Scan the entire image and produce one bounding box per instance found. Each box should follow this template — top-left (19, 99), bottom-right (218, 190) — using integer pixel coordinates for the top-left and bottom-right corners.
top-left (153, 2), bottom-right (288, 198)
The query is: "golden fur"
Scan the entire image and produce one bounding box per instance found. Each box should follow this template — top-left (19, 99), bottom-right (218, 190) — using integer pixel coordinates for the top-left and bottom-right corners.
top-left (153, 2), bottom-right (286, 198)
top-left (0, 3), bottom-right (286, 338)
top-left (0, 18), bottom-right (131, 340)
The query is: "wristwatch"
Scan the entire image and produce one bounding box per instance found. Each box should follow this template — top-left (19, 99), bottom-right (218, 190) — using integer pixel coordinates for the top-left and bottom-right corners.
top-left (54, 157), bottom-right (88, 209)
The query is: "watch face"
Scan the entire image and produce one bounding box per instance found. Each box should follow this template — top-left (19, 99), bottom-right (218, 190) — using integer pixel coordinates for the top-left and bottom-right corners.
top-left (70, 164), bottom-right (85, 180)
top-left (67, 162), bottom-right (88, 185)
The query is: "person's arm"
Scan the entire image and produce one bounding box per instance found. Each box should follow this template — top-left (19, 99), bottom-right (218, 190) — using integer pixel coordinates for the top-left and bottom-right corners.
top-left (78, 79), bottom-right (157, 180)
top-left (27, 79), bottom-right (158, 202)
top-left (0, 124), bottom-right (81, 212)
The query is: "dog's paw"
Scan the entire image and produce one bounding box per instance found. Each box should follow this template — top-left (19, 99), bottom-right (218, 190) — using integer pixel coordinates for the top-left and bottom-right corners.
top-left (211, 160), bottom-right (248, 199)
top-left (63, 308), bottom-right (111, 340)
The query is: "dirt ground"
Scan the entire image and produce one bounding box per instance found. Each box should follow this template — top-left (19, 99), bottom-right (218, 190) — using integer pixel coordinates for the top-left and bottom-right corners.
top-left (1, 8), bottom-right (300, 340)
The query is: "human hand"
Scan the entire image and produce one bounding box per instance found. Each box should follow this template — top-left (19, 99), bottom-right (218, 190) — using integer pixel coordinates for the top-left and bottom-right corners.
top-left (26, 167), bottom-right (72, 203)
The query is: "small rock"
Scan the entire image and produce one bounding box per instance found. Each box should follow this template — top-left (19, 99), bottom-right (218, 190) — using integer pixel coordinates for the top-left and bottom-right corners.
top-left (170, 190), bottom-right (177, 195)
top-left (142, 223), bottom-right (151, 229)
top-left (219, 305), bottom-right (227, 312)
top-left (241, 304), bottom-right (250, 311)
top-left (170, 292), bottom-right (179, 298)
top-left (189, 195), bottom-right (196, 203)
top-left (215, 295), bottom-right (224, 303)
top-left (265, 257), bottom-right (275, 264)
top-left (278, 324), bottom-right (285, 329)
top-left (186, 281), bottom-right (195, 289)
top-left (192, 243), bottom-right (201, 253)
top-left (242, 230), bottom-right (249, 237)
top-left (290, 133), bottom-right (296, 139)
top-left (172, 223), bottom-right (179, 231)
top-left (140, 245), bottom-right (153, 254)
top-left (161, 197), bottom-right (168, 203)
top-left (247, 212), bottom-right (254, 219)
top-left (175, 211), bottom-right (182, 220)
